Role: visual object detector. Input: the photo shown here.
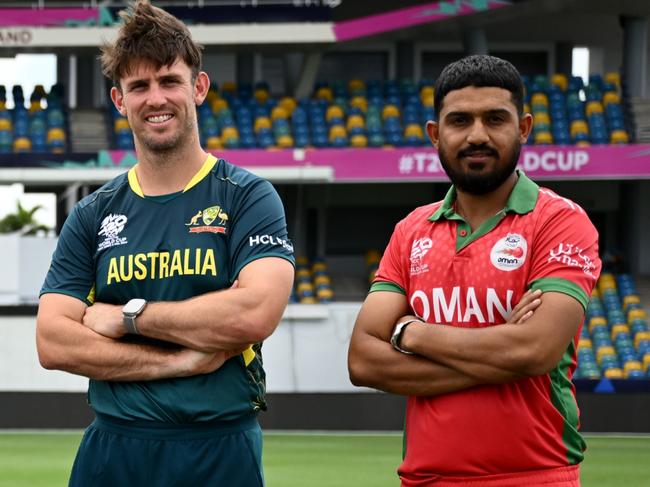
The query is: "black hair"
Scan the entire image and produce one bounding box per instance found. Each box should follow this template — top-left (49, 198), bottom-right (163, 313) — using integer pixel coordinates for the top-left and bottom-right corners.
top-left (434, 55), bottom-right (524, 116)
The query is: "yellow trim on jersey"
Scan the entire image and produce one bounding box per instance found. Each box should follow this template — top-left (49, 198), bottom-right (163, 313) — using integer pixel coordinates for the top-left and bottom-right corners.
top-left (242, 345), bottom-right (256, 366)
top-left (183, 154), bottom-right (218, 193)
top-left (127, 166), bottom-right (145, 198)
top-left (86, 284), bottom-right (96, 304)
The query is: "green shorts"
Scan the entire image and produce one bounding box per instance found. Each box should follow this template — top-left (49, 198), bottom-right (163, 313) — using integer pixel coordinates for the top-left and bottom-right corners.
top-left (69, 413), bottom-right (264, 487)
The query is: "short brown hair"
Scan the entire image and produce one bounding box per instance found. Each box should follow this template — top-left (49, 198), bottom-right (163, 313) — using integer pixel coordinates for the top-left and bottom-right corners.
top-left (100, 0), bottom-right (203, 88)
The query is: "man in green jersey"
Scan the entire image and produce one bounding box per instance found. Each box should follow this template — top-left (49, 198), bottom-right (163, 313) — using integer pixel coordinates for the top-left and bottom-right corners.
top-left (36, 1), bottom-right (295, 485)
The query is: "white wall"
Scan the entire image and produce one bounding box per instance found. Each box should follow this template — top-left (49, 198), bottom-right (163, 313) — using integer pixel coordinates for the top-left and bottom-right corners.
top-left (0, 303), bottom-right (366, 393)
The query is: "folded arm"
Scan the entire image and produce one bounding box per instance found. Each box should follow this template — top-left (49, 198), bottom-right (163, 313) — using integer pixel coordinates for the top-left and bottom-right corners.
top-left (82, 257), bottom-right (295, 352)
top-left (400, 291), bottom-right (583, 380)
top-left (36, 293), bottom-right (230, 381)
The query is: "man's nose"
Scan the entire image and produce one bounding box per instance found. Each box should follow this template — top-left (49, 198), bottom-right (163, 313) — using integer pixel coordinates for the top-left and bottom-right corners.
top-left (466, 119), bottom-right (490, 145)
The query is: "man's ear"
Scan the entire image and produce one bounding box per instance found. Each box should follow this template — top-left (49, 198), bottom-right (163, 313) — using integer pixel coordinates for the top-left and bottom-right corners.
top-left (193, 71), bottom-right (210, 105)
top-left (519, 112), bottom-right (534, 144)
top-left (110, 86), bottom-right (126, 117)
top-left (425, 120), bottom-right (440, 149)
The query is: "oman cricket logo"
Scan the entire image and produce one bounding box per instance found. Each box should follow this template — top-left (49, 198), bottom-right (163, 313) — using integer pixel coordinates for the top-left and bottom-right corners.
top-left (490, 233), bottom-right (528, 271)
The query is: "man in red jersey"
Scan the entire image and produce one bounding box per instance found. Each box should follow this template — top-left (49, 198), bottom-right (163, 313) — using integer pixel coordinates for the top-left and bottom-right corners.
top-left (348, 55), bottom-right (601, 486)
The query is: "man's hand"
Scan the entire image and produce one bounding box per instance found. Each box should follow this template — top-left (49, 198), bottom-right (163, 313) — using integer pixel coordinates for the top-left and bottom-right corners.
top-left (507, 289), bottom-right (542, 324)
top-left (82, 302), bottom-right (125, 339)
top-left (175, 345), bottom-right (249, 377)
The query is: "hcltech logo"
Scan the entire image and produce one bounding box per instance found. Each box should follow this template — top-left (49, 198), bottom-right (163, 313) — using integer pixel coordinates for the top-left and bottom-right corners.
top-left (97, 214), bottom-right (128, 251)
top-left (490, 234), bottom-right (527, 271)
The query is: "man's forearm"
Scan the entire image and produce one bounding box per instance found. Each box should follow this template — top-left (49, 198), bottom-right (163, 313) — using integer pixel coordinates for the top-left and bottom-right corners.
top-left (38, 314), bottom-right (197, 381)
top-left (349, 333), bottom-right (486, 396)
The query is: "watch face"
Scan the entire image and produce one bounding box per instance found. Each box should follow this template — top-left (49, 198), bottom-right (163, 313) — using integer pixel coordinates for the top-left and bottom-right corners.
top-left (123, 298), bottom-right (146, 315)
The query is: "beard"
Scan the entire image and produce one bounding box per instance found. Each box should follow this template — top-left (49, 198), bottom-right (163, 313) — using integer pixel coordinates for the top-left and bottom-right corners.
top-left (438, 139), bottom-right (521, 195)
top-left (136, 110), bottom-right (196, 155)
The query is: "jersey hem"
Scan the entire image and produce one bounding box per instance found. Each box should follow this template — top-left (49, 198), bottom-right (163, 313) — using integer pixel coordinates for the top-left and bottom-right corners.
top-left (231, 253), bottom-right (295, 282)
top-left (39, 289), bottom-right (92, 306)
top-left (529, 277), bottom-right (589, 310)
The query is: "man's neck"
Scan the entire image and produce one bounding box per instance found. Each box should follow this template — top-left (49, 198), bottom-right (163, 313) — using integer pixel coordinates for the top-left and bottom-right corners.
top-left (134, 143), bottom-right (209, 196)
top-left (455, 172), bottom-right (518, 231)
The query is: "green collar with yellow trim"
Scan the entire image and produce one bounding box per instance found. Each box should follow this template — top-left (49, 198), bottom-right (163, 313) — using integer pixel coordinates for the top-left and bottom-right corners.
top-left (428, 170), bottom-right (539, 222)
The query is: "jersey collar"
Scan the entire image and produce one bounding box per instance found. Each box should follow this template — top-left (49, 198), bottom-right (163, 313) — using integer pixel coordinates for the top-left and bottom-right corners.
top-left (127, 154), bottom-right (219, 198)
top-left (428, 170), bottom-right (539, 222)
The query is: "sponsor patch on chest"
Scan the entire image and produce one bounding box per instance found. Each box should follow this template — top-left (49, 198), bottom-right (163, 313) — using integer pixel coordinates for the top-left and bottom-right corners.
top-left (490, 233), bottom-right (527, 271)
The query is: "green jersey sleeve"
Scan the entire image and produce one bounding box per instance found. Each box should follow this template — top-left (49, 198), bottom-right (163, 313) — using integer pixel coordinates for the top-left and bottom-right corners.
top-left (228, 179), bottom-right (294, 280)
top-left (40, 203), bottom-right (96, 305)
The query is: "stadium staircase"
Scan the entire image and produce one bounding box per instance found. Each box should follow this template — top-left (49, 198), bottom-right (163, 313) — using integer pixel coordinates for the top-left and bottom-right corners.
top-left (629, 98), bottom-right (650, 143)
top-left (69, 108), bottom-right (109, 152)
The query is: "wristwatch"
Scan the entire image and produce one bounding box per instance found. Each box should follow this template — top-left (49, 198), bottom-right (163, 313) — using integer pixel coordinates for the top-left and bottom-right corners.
top-left (122, 298), bottom-right (147, 335)
top-left (390, 318), bottom-right (423, 355)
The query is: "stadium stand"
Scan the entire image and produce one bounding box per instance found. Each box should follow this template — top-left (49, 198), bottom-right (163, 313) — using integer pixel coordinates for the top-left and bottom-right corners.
top-left (106, 73), bottom-right (633, 150)
top-left (577, 273), bottom-right (650, 379)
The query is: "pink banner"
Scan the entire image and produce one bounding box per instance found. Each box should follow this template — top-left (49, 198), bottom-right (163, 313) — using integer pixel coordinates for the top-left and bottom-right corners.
top-left (334, 0), bottom-right (510, 42)
top-left (101, 145), bottom-right (650, 182)
top-left (0, 8), bottom-right (97, 27)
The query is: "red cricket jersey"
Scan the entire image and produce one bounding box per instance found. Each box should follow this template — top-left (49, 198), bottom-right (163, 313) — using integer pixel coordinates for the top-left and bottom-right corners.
top-left (372, 172), bottom-right (601, 485)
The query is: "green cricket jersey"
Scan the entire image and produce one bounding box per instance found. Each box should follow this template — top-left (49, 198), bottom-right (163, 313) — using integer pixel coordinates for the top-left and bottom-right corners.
top-left (41, 154), bottom-right (295, 423)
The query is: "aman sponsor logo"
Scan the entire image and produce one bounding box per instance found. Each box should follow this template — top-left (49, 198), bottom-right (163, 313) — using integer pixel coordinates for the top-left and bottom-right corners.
top-left (186, 205), bottom-right (228, 234)
top-left (490, 233), bottom-right (527, 271)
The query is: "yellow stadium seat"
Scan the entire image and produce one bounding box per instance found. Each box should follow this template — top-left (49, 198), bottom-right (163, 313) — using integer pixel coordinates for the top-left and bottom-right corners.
top-left (348, 78), bottom-right (365, 92)
top-left (523, 103), bottom-right (531, 115)
top-left (221, 81), bottom-right (236, 93)
top-left (253, 88), bottom-right (269, 104)
top-left (317, 287), bottom-right (334, 301)
top-left (295, 269), bottom-right (310, 280)
top-left (221, 126), bottom-right (239, 139)
top-left (533, 112), bottom-right (551, 125)
top-left (295, 256), bottom-right (309, 267)
top-left (589, 317), bottom-right (607, 333)
top-left (350, 134), bottom-right (368, 148)
top-left (350, 96), bottom-right (368, 112)
top-left (421, 93), bottom-right (434, 108)
top-left (570, 120), bottom-right (589, 138)
top-left (326, 105), bottom-right (344, 122)
top-left (347, 114), bottom-right (365, 130)
top-left (279, 97), bottom-right (297, 114)
top-left (530, 93), bottom-right (548, 107)
top-left (623, 295), bottom-right (640, 310)
top-left (328, 125), bottom-right (347, 140)
top-left (585, 101), bottom-right (604, 117)
top-left (13, 136), bottom-right (31, 153)
top-left (205, 135), bottom-right (222, 150)
top-left (271, 106), bottom-right (288, 120)
top-left (534, 131), bottom-right (553, 145)
top-left (596, 346), bottom-right (616, 363)
top-left (276, 134), bottom-right (294, 148)
top-left (29, 100), bottom-right (42, 113)
top-left (382, 104), bottom-right (400, 120)
top-left (576, 140), bottom-right (591, 147)
top-left (603, 92), bottom-right (620, 106)
top-left (254, 117), bottom-right (271, 133)
top-left (634, 331), bottom-right (650, 348)
top-left (611, 324), bottom-right (630, 340)
top-left (624, 361), bottom-right (642, 375)
top-left (312, 262), bottom-right (327, 273)
top-left (316, 87), bottom-right (333, 102)
top-left (643, 353), bottom-right (650, 372)
top-left (296, 282), bottom-right (314, 293)
top-left (314, 275), bottom-right (331, 286)
top-left (299, 296), bottom-right (318, 304)
top-left (604, 368), bottom-right (623, 379)
top-left (628, 309), bottom-right (647, 323)
top-left (114, 117), bottom-right (130, 132)
top-left (551, 74), bottom-right (568, 91)
top-left (610, 130), bottom-right (629, 144)
top-left (205, 89), bottom-right (219, 104)
top-left (577, 338), bottom-right (592, 349)
top-left (46, 127), bottom-right (65, 143)
top-left (404, 124), bottom-right (424, 138)
top-left (605, 72), bottom-right (620, 88)
top-left (0, 118), bottom-right (12, 131)
top-left (210, 98), bottom-right (228, 114)
top-left (420, 86), bottom-right (434, 101)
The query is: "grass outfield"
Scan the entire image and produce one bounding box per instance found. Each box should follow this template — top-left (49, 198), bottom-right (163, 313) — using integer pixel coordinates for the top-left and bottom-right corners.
top-left (0, 432), bottom-right (649, 486)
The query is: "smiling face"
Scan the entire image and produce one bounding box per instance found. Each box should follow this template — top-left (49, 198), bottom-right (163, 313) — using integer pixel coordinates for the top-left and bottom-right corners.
top-left (426, 86), bottom-right (533, 195)
top-left (110, 58), bottom-right (209, 155)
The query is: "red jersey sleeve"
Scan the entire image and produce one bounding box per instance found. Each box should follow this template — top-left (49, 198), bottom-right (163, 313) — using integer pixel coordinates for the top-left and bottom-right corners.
top-left (372, 218), bottom-right (410, 294)
top-left (528, 193), bottom-right (602, 309)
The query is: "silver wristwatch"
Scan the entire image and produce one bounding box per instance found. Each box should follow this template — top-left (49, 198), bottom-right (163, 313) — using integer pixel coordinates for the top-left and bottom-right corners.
top-left (390, 319), bottom-right (422, 355)
top-left (122, 298), bottom-right (147, 335)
